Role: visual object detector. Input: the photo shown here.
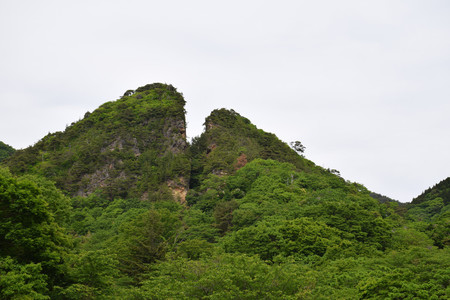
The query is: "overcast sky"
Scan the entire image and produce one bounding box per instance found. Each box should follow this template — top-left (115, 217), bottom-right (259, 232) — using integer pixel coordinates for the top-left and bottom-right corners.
top-left (0, 0), bottom-right (449, 202)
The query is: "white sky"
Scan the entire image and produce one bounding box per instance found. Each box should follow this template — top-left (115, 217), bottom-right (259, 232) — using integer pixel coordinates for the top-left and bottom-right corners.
top-left (0, 0), bottom-right (449, 202)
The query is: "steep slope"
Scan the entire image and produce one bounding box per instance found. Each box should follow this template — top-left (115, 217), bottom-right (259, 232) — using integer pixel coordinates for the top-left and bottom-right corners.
top-left (4, 83), bottom-right (189, 201)
top-left (0, 141), bottom-right (15, 163)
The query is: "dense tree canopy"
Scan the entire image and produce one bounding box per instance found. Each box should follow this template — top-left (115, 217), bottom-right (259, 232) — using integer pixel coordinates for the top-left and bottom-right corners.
top-left (0, 168), bottom-right (70, 298)
top-left (0, 141), bottom-right (14, 163)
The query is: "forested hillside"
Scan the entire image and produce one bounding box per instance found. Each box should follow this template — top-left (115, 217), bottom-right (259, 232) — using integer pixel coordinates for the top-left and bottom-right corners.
top-left (5, 83), bottom-right (189, 201)
top-left (413, 177), bottom-right (450, 206)
top-left (0, 84), bottom-right (448, 299)
top-left (0, 141), bottom-right (14, 162)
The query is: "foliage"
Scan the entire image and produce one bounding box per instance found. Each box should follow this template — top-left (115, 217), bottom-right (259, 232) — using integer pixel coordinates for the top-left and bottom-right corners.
top-left (370, 192), bottom-right (399, 204)
top-left (290, 140), bottom-right (305, 154)
top-left (59, 250), bottom-right (120, 299)
top-left (356, 247), bottom-right (450, 299)
top-left (113, 207), bottom-right (183, 280)
top-left (0, 256), bottom-right (49, 300)
top-left (406, 181), bottom-right (450, 248)
top-left (412, 177), bottom-right (450, 205)
top-left (3, 83), bottom-right (188, 200)
top-left (0, 168), bottom-right (69, 287)
top-left (139, 253), bottom-right (315, 299)
top-left (308, 247), bottom-right (450, 299)
top-left (68, 194), bottom-right (152, 239)
top-left (189, 109), bottom-right (318, 189)
top-left (224, 159), bottom-right (391, 250)
top-left (0, 141), bottom-right (15, 163)
top-left (222, 218), bottom-right (346, 261)
top-left (2, 84), bottom-right (448, 298)
top-left (179, 208), bottom-right (219, 242)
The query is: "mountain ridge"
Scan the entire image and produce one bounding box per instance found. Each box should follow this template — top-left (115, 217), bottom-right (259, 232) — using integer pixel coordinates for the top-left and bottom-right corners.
top-left (3, 83), bottom-right (348, 203)
top-left (1, 83), bottom-right (449, 299)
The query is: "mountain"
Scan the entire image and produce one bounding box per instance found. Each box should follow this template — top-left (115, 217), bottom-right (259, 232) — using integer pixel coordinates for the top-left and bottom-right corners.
top-left (4, 83), bottom-right (189, 201)
top-left (412, 177), bottom-right (450, 205)
top-left (0, 141), bottom-right (14, 162)
top-left (189, 108), bottom-right (320, 188)
top-left (1, 83), bottom-right (448, 299)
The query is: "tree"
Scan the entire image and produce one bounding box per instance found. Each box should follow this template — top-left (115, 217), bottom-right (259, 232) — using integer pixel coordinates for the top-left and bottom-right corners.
top-left (114, 207), bottom-right (183, 281)
top-left (222, 218), bottom-right (345, 261)
top-left (122, 89), bottom-right (134, 97)
top-left (139, 253), bottom-right (314, 299)
top-left (0, 168), bottom-right (70, 294)
top-left (0, 141), bottom-right (15, 163)
top-left (290, 141), bottom-right (305, 154)
top-left (0, 257), bottom-right (49, 300)
top-left (60, 250), bottom-right (120, 299)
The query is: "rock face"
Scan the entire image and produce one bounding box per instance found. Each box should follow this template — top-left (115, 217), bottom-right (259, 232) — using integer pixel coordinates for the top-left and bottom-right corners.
top-left (5, 83), bottom-right (189, 202)
top-left (163, 118), bottom-right (187, 154)
top-left (167, 177), bottom-right (188, 204)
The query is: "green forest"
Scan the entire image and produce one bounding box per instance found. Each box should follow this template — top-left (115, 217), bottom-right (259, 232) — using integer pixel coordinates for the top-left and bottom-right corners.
top-left (0, 84), bottom-right (448, 299)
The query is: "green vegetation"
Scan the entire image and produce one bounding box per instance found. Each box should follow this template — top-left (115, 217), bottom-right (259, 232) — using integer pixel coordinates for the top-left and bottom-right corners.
top-left (0, 168), bottom-right (70, 298)
top-left (189, 108), bottom-right (321, 189)
top-left (413, 177), bottom-right (450, 205)
top-left (0, 141), bottom-right (15, 162)
top-left (1, 84), bottom-right (448, 298)
top-left (407, 177), bottom-right (450, 249)
top-left (4, 83), bottom-right (189, 200)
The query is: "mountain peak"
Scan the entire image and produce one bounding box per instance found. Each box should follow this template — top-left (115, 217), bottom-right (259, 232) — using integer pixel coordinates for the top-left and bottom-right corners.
top-left (5, 83), bottom-right (189, 201)
top-left (189, 108), bottom-right (319, 189)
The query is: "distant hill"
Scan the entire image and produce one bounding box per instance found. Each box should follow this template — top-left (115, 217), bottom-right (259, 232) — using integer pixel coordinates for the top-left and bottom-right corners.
top-left (412, 177), bottom-right (450, 205)
top-left (0, 141), bottom-right (15, 162)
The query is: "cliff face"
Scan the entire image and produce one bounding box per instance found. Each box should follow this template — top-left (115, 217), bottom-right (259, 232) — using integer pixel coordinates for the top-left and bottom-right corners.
top-left (5, 83), bottom-right (189, 201)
